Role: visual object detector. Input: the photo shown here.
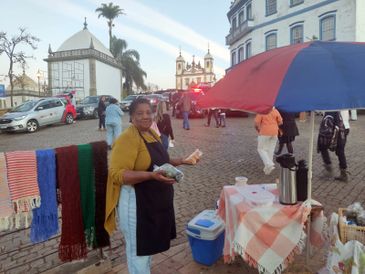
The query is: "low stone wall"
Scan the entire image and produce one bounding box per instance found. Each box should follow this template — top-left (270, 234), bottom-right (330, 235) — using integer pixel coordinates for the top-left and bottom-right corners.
top-left (0, 219), bottom-right (125, 274)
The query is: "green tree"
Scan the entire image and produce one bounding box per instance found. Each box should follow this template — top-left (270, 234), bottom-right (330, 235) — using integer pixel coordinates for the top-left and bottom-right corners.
top-left (0, 28), bottom-right (39, 107)
top-left (111, 36), bottom-right (147, 96)
top-left (95, 2), bottom-right (125, 50)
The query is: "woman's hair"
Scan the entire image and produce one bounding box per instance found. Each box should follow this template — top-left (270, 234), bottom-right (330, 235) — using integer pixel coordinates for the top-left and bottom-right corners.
top-left (109, 98), bottom-right (118, 104)
top-left (129, 97), bottom-right (152, 116)
top-left (155, 101), bottom-right (165, 122)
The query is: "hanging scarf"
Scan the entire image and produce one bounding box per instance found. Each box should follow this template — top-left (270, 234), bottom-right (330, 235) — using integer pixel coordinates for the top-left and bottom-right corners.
top-left (56, 146), bottom-right (87, 262)
top-left (0, 153), bottom-right (14, 231)
top-left (90, 141), bottom-right (110, 248)
top-left (5, 151), bottom-right (40, 229)
top-left (30, 149), bottom-right (59, 243)
top-left (77, 144), bottom-right (96, 248)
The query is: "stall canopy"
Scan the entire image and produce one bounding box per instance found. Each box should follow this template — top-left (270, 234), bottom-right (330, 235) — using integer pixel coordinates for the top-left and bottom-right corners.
top-left (198, 41), bottom-right (365, 201)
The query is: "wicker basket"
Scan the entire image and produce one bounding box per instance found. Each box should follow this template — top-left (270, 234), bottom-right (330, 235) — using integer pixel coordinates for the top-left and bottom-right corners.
top-left (338, 208), bottom-right (365, 244)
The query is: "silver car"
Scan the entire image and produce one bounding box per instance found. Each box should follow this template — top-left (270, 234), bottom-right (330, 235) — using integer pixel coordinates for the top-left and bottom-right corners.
top-left (0, 98), bottom-right (73, 133)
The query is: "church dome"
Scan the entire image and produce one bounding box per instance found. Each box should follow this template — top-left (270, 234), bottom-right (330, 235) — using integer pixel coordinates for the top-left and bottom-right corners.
top-left (57, 29), bottom-right (113, 57)
top-left (176, 54), bottom-right (185, 62)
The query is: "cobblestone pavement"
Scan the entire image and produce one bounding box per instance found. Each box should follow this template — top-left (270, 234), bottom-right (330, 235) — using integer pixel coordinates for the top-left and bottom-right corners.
top-left (1, 113), bottom-right (365, 273)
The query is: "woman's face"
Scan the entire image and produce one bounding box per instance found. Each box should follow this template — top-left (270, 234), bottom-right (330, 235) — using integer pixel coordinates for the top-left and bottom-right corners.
top-left (131, 103), bottom-right (153, 131)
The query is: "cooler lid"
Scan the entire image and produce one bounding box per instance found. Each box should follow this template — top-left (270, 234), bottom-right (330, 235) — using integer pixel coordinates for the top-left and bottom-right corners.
top-left (187, 209), bottom-right (224, 236)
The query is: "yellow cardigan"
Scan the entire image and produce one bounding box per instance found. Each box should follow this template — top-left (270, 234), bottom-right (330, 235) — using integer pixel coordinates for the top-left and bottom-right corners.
top-left (104, 124), bottom-right (160, 235)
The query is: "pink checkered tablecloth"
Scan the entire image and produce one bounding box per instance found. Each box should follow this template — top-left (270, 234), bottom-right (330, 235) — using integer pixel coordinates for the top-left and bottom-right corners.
top-left (217, 184), bottom-right (325, 274)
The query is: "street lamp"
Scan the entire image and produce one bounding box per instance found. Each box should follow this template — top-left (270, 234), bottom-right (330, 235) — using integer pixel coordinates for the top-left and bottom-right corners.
top-left (36, 69), bottom-right (41, 97)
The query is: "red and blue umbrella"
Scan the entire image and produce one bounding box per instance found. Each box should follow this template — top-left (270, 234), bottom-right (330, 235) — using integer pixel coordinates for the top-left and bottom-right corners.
top-left (199, 41), bottom-right (365, 203)
top-left (199, 41), bottom-right (365, 113)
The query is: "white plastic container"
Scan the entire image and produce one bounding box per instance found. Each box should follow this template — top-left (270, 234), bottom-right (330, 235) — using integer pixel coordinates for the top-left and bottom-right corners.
top-left (238, 185), bottom-right (275, 207)
top-left (235, 176), bottom-right (248, 186)
top-left (186, 210), bottom-right (225, 266)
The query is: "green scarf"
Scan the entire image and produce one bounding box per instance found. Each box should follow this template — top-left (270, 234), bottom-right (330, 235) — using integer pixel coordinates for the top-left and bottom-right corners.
top-left (77, 144), bottom-right (96, 247)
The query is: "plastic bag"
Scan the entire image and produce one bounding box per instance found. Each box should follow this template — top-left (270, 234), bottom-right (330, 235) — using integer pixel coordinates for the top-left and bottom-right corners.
top-left (153, 163), bottom-right (184, 183)
top-left (184, 149), bottom-right (203, 165)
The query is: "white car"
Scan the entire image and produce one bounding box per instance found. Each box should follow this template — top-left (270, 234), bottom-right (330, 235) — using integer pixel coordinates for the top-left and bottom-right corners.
top-left (0, 98), bottom-right (74, 133)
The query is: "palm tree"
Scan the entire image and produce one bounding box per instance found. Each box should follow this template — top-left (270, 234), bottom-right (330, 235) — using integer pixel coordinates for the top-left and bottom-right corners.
top-left (95, 2), bottom-right (125, 50)
top-left (111, 36), bottom-right (147, 96)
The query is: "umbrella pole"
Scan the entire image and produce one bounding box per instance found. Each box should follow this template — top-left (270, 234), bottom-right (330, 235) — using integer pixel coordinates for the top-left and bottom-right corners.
top-left (306, 111), bottom-right (315, 264)
top-left (307, 111), bottom-right (315, 202)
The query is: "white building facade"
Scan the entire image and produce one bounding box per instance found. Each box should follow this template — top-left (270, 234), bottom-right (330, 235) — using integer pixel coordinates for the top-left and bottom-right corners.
top-left (44, 22), bottom-right (122, 101)
top-left (226, 0), bottom-right (365, 68)
top-left (176, 50), bottom-right (216, 90)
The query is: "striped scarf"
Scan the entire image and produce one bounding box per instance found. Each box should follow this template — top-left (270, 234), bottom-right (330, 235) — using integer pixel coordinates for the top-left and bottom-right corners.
top-left (56, 145), bottom-right (87, 262)
top-left (77, 144), bottom-right (96, 248)
top-left (90, 141), bottom-right (110, 248)
top-left (30, 149), bottom-right (59, 243)
top-left (0, 153), bottom-right (13, 231)
top-left (5, 151), bottom-right (40, 229)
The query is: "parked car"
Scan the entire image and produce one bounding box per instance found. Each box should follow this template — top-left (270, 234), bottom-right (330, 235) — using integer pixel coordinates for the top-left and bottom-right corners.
top-left (120, 95), bottom-right (139, 111)
top-left (0, 97), bottom-right (75, 133)
top-left (76, 95), bottom-right (115, 119)
top-left (175, 91), bottom-right (206, 118)
top-left (142, 94), bottom-right (167, 112)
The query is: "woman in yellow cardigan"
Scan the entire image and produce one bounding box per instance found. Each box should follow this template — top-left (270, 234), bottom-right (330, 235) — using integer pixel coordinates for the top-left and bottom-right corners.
top-left (105, 97), bottom-right (195, 274)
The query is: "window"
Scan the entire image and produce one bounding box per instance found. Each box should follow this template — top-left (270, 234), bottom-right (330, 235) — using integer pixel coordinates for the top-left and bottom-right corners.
top-left (232, 17), bottom-right (237, 30)
top-left (320, 15), bottom-right (335, 41)
top-left (291, 25), bottom-right (303, 44)
top-left (246, 42), bottom-right (252, 59)
top-left (37, 100), bottom-right (53, 110)
top-left (185, 78), bottom-right (190, 86)
top-left (231, 51), bottom-right (237, 66)
top-left (266, 33), bottom-right (277, 51)
top-left (178, 64), bottom-right (181, 70)
top-left (290, 0), bottom-right (304, 6)
top-left (197, 77), bottom-right (201, 83)
top-left (266, 0), bottom-right (277, 16)
top-left (238, 47), bottom-right (244, 62)
top-left (238, 10), bottom-right (244, 24)
top-left (247, 3), bottom-right (252, 20)
top-left (206, 61), bottom-right (210, 68)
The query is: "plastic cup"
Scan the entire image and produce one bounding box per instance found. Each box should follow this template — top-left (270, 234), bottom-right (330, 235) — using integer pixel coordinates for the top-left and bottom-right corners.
top-left (235, 176), bottom-right (248, 186)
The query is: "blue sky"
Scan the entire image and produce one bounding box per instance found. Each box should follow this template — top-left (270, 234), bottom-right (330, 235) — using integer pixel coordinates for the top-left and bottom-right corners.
top-left (0, 0), bottom-right (231, 89)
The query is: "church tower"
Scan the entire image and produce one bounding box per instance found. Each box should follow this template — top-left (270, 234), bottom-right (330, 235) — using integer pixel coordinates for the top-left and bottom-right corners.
top-left (204, 46), bottom-right (214, 83)
top-left (175, 49), bottom-right (185, 90)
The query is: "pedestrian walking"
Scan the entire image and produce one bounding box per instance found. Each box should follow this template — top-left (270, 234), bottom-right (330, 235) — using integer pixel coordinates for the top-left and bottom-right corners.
top-left (218, 109), bottom-right (226, 127)
top-left (105, 98), bottom-right (123, 150)
top-left (275, 110), bottom-right (299, 155)
top-left (204, 108), bottom-right (219, 127)
top-left (255, 107), bottom-right (283, 175)
top-left (317, 110), bottom-right (350, 182)
top-left (155, 101), bottom-right (174, 151)
top-left (180, 93), bottom-right (191, 130)
top-left (171, 91), bottom-right (179, 117)
top-left (98, 96), bottom-right (106, 131)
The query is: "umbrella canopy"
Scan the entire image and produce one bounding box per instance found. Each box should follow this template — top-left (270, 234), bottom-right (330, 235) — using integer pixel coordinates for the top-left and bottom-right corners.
top-left (199, 41), bottom-right (365, 113)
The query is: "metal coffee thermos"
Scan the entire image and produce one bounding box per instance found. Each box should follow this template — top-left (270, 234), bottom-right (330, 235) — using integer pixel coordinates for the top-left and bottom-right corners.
top-left (276, 154), bottom-right (297, 205)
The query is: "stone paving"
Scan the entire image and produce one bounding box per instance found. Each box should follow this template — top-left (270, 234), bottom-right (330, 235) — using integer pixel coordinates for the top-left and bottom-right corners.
top-left (1, 112), bottom-right (365, 273)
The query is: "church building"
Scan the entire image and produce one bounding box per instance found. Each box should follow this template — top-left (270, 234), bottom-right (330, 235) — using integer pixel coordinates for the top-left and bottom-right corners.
top-left (175, 49), bottom-right (216, 90)
top-left (44, 19), bottom-right (123, 101)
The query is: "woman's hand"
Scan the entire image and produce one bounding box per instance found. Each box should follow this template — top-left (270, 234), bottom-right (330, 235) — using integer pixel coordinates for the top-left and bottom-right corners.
top-left (151, 171), bottom-right (176, 184)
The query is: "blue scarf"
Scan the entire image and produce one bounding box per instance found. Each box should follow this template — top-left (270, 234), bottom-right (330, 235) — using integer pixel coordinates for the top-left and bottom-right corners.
top-left (30, 149), bottom-right (58, 243)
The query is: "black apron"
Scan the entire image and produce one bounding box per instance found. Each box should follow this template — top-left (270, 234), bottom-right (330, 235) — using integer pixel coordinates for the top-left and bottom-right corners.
top-left (134, 131), bottom-right (176, 256)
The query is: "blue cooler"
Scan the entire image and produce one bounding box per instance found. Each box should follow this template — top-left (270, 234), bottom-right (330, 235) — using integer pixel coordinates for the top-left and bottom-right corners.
top-left (186, 209), bottom-right (225, 266)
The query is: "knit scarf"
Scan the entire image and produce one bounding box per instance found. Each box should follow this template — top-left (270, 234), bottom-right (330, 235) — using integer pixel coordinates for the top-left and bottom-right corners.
top-left (90, 141), bottom-right (110, 248)
top-left (0, 153), bottom-right (13, 231)
top-left (56, 146), bottom-right (87, 262)
top-left (77, 144), bottom-right (96, 248)
top-left (5, 151), bottom-right (40, 229)
top-left (30, 149), bottom-right (59, 243)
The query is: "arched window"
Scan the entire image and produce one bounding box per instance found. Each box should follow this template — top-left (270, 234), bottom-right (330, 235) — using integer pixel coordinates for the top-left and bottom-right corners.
top-left (266, 0), bottom-right (277, 16)
top-left (206, 61), bottom-right (210, 68)
top-left (178, 64), bottom-right (181, 70)
top-left (247, 3), bottom-right (252, 20)
top-left (320, 15), bottom-right (336, 41)
top-left (238, 47), bottom-right (244, 62)
top-left (246, 42), bottom-right (252, 59)
top-left (231, 51), bottom-right (237, 66)
top-left (265, 33), bottom-right (277, 51)
top-left (290, 25), bottom-right (303, 44)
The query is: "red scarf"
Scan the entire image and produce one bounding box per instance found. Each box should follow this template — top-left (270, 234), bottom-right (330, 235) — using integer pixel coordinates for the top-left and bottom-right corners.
top-left (56, 146), bottom-right (87, 262)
